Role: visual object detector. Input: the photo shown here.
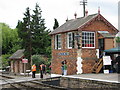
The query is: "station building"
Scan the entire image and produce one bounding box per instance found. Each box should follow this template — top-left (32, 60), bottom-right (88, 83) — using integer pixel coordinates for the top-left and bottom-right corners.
top-left (49, 12), bottom-right (118, 75)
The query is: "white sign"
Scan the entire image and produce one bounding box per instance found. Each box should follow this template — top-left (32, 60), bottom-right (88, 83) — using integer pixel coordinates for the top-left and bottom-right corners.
top-left (104, 70), bottom-right (109, 74)
top-left (22, 59), bottom-right (28, 63)
top-left (103, 56), bottom-right (112, 65)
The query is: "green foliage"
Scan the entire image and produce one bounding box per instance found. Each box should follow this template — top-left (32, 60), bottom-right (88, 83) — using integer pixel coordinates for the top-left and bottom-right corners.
top-left (16, 3), bottom-right (51, 62)
top-left (116, 37), bottom-right (120, 43)
top-left (32, 55), bottom-right (45, 73)
top-left (32, 55), bottom-right (45, 66)
top-left (1, 54), bottom-right (11, 68)
top-left (31, 3), bottom-right (51, 55)
top-left (1, 23), bottom-right (21, 54)
top-left (53, 18), bottom-right (59, 30)
top-left (17, 7), bottom-right (32, 61)
top-left (32, 55), bottom-right (51, 73)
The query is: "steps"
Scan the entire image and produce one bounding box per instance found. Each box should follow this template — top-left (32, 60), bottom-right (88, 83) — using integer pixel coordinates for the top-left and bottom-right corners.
top-left (92, 58), bottom-right (103, 73)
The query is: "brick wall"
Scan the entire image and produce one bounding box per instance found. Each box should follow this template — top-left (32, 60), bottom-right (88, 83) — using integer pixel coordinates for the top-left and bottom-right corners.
top-left (60, 77), bottom-right (119, 88)
top-left (51, 49), bottom-right (77, 75)
top-left (51, 19), bottom-right (116, 75)
top-left (82, 20), bottom-right (116, 34)
top-left (81, 49), bottom-right (97, 73)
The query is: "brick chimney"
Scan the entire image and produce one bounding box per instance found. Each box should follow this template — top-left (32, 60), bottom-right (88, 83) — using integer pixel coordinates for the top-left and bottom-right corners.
top-left (85, 10), bottom-right (88, 17)
top-left (98, 7), bottom-right (100, 14)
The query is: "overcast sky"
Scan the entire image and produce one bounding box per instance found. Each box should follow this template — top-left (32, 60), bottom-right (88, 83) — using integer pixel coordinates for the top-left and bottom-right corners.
top-left (0, 0), bottom-right (119, 30)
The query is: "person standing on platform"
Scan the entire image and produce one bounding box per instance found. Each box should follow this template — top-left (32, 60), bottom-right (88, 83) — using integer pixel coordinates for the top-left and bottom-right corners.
top-left (32, 64), bottom-right (36, 78)
top-left (42, 64), bottom-right (46, 75)
top-left (63, 60), bottom-right (67, 75)
top-left (61, 61), bottom-right (64, 75)
top-left (40, 64), bottom-right (43, 78)
top-left (115, 54), bottom-right (120, 74)
top-left (40, 63), bottom-right (46, 78)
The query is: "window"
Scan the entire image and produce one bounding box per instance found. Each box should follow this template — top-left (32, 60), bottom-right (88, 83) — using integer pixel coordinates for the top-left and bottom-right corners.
top-left (55, 34), bottom-right (61, 49)
top-left (82, 31), bottom-right (95, 48)
top-left (67, 32), bottom-right (74, 49)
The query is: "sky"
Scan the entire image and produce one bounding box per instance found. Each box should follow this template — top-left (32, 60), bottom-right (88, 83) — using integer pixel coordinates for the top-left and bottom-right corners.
top-left (0, 0), bottom-right (119, 31)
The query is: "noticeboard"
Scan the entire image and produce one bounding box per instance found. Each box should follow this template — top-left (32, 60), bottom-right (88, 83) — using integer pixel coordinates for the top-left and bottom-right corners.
top-left (103, 56), bottom-right (112, 65)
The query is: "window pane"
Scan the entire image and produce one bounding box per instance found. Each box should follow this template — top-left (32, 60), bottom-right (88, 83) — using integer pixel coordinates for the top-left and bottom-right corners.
top-left (82, 32), bottom-right (95, 47)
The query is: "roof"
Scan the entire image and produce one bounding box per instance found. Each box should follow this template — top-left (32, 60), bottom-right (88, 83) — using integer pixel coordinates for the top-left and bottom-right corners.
top-left (104, 47), bottom-right (120, 54)
top-left (49, 13), bottom-right (118, 35)
top-left (50, 14), bottom-right (98, 35)
top-left (100, 33), bottom-right (115, 38)
top-left (98, 31), bottom-right (115, 38)
top-left (9, 49), bottom-right (25, 60)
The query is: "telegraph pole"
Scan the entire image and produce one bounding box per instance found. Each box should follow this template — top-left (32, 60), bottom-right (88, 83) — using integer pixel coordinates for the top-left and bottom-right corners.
top-left (80, 0), bottom-right (87, 17)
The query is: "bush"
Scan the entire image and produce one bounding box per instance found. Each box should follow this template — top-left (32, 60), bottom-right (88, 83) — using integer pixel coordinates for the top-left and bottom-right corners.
top-left (1, 54), bottom-right (11, 69)
top-left (32, 55), bottom-right (45, 73)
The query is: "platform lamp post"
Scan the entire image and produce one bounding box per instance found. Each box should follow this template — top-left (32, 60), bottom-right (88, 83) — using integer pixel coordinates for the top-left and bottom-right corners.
top-left (75, 31), bottom-right (83, 74)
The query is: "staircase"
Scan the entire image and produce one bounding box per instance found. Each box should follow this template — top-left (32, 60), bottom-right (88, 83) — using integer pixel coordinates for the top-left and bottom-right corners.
top-left (92, 58), bottom-right (103, 73)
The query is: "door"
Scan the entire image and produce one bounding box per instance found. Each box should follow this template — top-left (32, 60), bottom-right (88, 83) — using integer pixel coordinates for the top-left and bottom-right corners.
top-left (98, 39), bottom-right (104, 58)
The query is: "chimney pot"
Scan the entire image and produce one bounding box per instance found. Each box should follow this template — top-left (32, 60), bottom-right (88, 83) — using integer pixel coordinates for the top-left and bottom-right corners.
top-left (85, 10), bottom-right (88, 16)
top-left (74, 12), bottom-right (77, 19)
top-left (98, 7), bottom-right (100, 14)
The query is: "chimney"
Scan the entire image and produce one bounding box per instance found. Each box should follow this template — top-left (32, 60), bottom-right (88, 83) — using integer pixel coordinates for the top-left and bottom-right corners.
top-left (85, 9), bottom-right (88, 16)
top-left (98, 7), bottom-right (100, 14)
top-left (74, 12), bottom-right (77, 19)
top-left (66, 17), bottom-right (68, 22)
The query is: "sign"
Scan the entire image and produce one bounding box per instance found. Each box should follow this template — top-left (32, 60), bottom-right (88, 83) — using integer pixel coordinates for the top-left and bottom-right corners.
top-left (103, 56), bottom-right (112, 65)
top-left (22, 59), bottom-right (28, 63)
top-left (104, 70), bottom-right (109, 74)
top-left (58, 52), bottom-right (69, 56)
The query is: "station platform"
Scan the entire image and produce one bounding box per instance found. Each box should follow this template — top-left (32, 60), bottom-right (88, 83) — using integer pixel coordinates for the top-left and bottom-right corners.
top-left (1, 73), bottom-right (120, 85)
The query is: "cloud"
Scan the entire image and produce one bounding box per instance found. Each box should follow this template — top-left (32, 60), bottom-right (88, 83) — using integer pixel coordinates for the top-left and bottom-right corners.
top-left (0, 0), bottom-right (119, 29)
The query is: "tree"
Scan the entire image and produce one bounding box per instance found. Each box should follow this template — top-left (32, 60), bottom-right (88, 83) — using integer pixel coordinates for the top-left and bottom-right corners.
top-left (2, 23), bottom-right (21, 54)
top-left (31, 3), bottom-right (51, 55)
top-left (116, 37), bottom-right (120, 43)
top-left (53, 18), bottom-right (59, 30)
top-left (16, 7), bottom-right (32, 67)
top-left (17, 4), bottom-right (51, 67)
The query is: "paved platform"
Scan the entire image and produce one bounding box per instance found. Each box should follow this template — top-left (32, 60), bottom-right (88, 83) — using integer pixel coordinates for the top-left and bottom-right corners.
top-left (64, 73), bottom-right (120, 83)
top-left (1, 73), bottom-right (120, 85)
top-left (1, 73), bottom-right (51, 85)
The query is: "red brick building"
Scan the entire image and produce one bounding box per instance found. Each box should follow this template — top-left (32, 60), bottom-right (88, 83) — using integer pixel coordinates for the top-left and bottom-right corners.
top-left (49, 13), bottom-right (118, 75)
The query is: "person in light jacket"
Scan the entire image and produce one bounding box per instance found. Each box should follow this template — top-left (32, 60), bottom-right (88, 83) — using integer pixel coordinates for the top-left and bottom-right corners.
top-left (63, 60), bottom-right (67, 75)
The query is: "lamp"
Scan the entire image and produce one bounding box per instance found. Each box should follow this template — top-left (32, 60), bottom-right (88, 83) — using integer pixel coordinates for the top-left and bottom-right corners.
top-left (75, 33), bottom-right (81, 49)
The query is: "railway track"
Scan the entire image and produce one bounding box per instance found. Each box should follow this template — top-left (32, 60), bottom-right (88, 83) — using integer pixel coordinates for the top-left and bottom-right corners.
top-left (1, 80), bottom-right (66, 90)
top-left (1, 75), bottom-right (66, 90)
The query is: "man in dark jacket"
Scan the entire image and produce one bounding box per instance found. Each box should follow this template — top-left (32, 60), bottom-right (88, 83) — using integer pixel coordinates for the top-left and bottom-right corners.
top-left (116, 54), bottom-right (120, 74)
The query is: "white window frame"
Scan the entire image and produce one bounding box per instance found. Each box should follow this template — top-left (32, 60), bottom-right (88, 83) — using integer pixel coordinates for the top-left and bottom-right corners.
top-left (55, 34), bottom-right (61, 49)
top-left (67, 32), bottom-right (73, 49)
top-left (82, 31), bottom-right (95, 48)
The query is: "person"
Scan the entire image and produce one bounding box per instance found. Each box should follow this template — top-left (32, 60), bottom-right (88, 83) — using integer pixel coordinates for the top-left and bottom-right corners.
top-left (40, 63), bottom-right (46, 78)
top-left (61, 61), bottom-right (64, 75)
top-left (42, 64), bottom-right (46, 75)
top-left (32, 64), bottom-right (36, 78)
top-left (115, 54), bottom-right (120, 74)
top-left (49, 64), bottom-right (52, 74)
top-left (63, 60), bottom-right (67, 75)
top-left (40, 64), bottom-right (43, 78)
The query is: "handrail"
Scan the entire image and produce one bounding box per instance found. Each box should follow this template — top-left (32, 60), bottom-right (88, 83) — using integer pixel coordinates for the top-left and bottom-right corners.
top-left (92, 58), bottom-right (103, 73)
